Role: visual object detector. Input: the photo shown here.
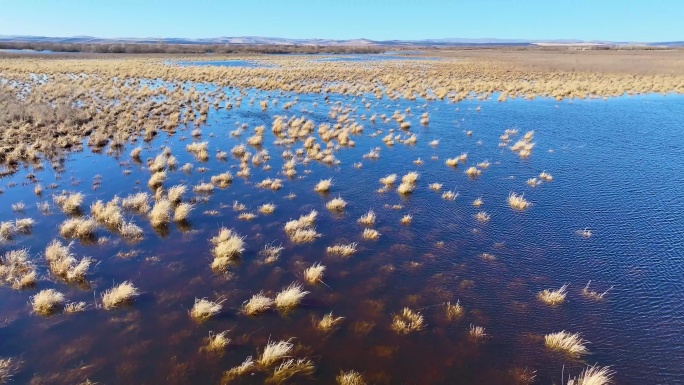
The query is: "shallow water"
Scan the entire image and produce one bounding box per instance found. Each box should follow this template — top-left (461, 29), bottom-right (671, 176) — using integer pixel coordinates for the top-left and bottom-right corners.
top-left (1, 89), bottom-right (683, 384)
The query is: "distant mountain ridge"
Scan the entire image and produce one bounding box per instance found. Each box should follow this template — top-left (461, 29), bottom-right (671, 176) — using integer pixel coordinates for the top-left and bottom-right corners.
top-left (0, 35), bottom-right (681, 47)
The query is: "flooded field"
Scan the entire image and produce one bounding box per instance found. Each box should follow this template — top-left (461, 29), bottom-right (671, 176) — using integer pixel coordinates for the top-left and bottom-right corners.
top-left (1, 54), bottom-right (684, 385)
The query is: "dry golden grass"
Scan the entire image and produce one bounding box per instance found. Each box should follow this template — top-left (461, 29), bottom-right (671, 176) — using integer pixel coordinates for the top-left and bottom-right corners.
top-left (445, 300), bottom-right (464, 320)
top-left (190, 298), bottom-right (222, 321)
top-left (326, 197), bottom-right (347, 211)
top-left (379, 174), bottom-right (397, 186)
top-left (465, 166), bottom-right (482, 177)
top-left (357, 210), bottom-right (376, 226)
top-left (275, 282), bottom-right (309, 309)
top-left (428, 183), bottom-right (442, 191)
top-left (258, 203), bottom-right (276, 214)
top-left (53, 191), bottom-right (84, 214)
top-left (567, 365), bottom-right (613, 385)
top-left (544, 331), bottom-right (588, 356)
top-left (539, 171), bottom-right (553, 181)
top-left (237, 212), bottom-right (257, 221)
top-left (211, 172), bottom-right (233, 188)
top-left (337, 370), bottom-right (366, 385)
top-left (400, 214), bottom-right (412, 225)
top-left (582, 281), bottom-right (613, 301)
top-left (173, 202), bottom-right (193, 221)
top-left (508, 193), bottom-right (531, 210)
top-left (148, 171), bottom-right (166, 189)
top-left (442, 191), bottom-right (457, 200)
top-left (223, 356), bottom-right (256, 382)
top-left (91, 198), bottom-right (124, 228)
top-left (303, 262), bottom-right (326, 284)
top-left (193, 182), bottom-right (214, 193)
top-left (211, 228), bottom-right (245, 266)
top-left (314, 178), bottom-right (333, 192)
top-left (167, 184), bottom-right (186, 203)
top-left (267, 358), bottom-right (314, 383)
top-left (122, 192), bottom-right (150, 214)
top-left (149, 199), bottom-right (172, 227)
top-left (101, 281), bottom-right (139, 309)
top-left (0, 357), bottom-right (17, 383)
top-left (327, 242), bottom-right (358, 257)
top-left (205, 331), bottom-right (231, 352)
top-left (258, 339), bottom-right (293, 367)
top-left (242, 292), bottom-right (274, 315)
top-left (0, 249), bottom-right (36, 289)
top-left (469, 324), bottom-right (486, 340)
top-left (391, 307), bottom-right (425, 334)
top-left (63, 301), bottom-right (86, 313)
top-left (31, 288), bottom-right (65, 315)
top-left (473, 197), bottom-right (484, 207)
top-left (538, 284), bottom-right (568, 306)
top-left (45, 239), bottom-right (92, 282)
top-left (475, 211), bottom-right (491, 222)
top-left (59, 217), bottom-right (98, 239)
top-left (316, 312), bottom-right (345, 332)
top-left (362, 228), bottom-right (380, 240)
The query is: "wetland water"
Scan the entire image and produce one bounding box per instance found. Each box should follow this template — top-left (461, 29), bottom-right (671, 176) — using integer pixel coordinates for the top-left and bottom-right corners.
top-left (1, 84), bottom-right (683, 384)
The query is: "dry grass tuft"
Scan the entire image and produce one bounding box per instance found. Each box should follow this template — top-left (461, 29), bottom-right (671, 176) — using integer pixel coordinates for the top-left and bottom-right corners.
top-left (327, 242), bottom-right (358, 257)
top-left (314, 178), bottom-right (333, 192)
top-left (147, 171), bottom-right (166, 189)
top-left (205, 331), bottom-right (231, 352)
top-left (392, 307), bottom-right (425, 334)
top-left (173, 202), bottom-right (193, 222)
top-left (538, 284), bottom-right (568, 306)
top-left (445, 300), bottom-right (464, 320)
top-left (31, 289), bottom-right (65, 315)
top-left (64, 301), bottom-right (86, 313)
top-left (465, 167), bottom-right (482, 177)
top-left (567, 365), bottom-right (613, 385)
top-left (582, 281), bottom-right (613, 301)
top-left (238, 212), bottom-right (257, 221)
top-left (275, 282), bottom-right (309, 309)
top-left (258, 339), bottom-right (294, 367)
top-left (267, 358), bottom-right (314, 383)
top-left (473, 197), bottom-right (484, 207)
top-left (0, 357), bottom-right (17, 383)
top-left (428, 183), bottom-right (442, 191)
top-left (508, 193), bottom-right (531, 210)
top-left (357, 210), bottom-right (376, 226)
top-left (304, 262), bottom-right (326, 284)
top-left (91, 198), bottom-right (124, 228)
top-left (379, 174), bottom-right (397, 186)
top-left (362, 228), bottom-right (380, 240)
top-left (243, 292), bottom-right (274, 315)
top-left (119, 219), bottom-right (144, 241)
top-left (539, 171), bottom-right (553, 181)
top-left (469, 324), bottom-right (486, 340)
top-left (316, 312), bottom-right (345, 332)
top-left (326, 197), bottom-right (347, 211)
top-left (401, 214), bottom-right (413, 225)
top-left (211, 228), bottom-right (245, 267)
top-left (442, 191), bottom-right (458, 200)
top-left (260, 243), bottom-right (284, 263)
top-left (167, 184), bottom-right (187, 203)
top-left (211, 172), bottom-right (233, 188)
top-left (194, 182), bottom-right (214, 194)
top-left (45, 240), bottom-right (92, 282)
top-left (223, 356), bottom-right (256, 382)
top-left (397, 182), bottom-right (415, 195)
top-left (149, 199), bottom-right (172, 227)
top-left (59, 217), bottom-right (98, 239)
top-left (475, 211), bottom-right (491, 222)
top-left (190, 298), bottom-right (222, 321)
top-left (122, 192), bottom-right (150, 214)
top-left (337, 370), bottom-right (366, 385)
top-left (544, 331), bottom-right (588, 356)
top-left (101, 281), bottom-right (139, 309)
top-left (0, 249), bottom-right (36, 289)
top-left (258, 203), bottom-right (276, 214)
top-left (53, 191), bottom-right (84, 214)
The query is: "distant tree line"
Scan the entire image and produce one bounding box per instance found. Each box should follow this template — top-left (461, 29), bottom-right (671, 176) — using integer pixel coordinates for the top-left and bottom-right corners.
top-left (0, 41), bottom-right (386, 54)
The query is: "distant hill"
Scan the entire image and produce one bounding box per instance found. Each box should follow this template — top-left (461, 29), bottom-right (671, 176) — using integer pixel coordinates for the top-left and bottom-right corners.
top-left (0, 35), bottom-right (682, 48)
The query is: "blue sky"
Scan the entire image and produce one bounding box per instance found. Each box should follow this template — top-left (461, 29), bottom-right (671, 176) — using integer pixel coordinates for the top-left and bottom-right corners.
top-left (0, 0), bottom-right (681, 42)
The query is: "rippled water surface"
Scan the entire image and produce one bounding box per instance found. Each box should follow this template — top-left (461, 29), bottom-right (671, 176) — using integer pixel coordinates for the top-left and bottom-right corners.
top-left (1, 87), bottom-right (683, 384)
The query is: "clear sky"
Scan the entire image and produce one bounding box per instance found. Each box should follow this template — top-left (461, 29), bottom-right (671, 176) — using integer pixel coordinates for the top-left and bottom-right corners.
top-left (0, 0), bottom-right (681, 42)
